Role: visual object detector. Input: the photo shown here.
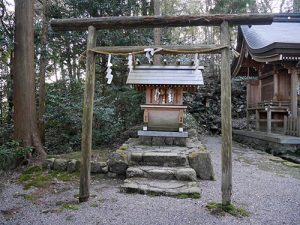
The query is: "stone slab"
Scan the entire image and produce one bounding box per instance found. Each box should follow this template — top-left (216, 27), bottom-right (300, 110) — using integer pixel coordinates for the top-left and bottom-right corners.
top-left (126, 166), bottom-right (197, 181)
top-left (233, 130), bottom-right (300, 154)
top-left (138, 130), bottom-right (188, 138)
top-left (138, 152), bottom-right (188, 167)
top-left (233, 129), bottom-right (300, 144)
top-left (121, 178), bottom-right (200, 196)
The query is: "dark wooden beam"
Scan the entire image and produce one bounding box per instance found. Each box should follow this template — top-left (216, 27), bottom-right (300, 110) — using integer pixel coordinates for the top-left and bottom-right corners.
top-left (90, 45), bottom-right (224, 55)
top-left (50, 14), bottom-right (273, 31)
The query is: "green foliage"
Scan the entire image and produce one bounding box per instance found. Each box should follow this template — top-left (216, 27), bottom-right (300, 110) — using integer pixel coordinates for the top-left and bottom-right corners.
top-left (211, 0), bottom-right (256, 13)
top-left (44, 80), bottom-right (143, 154)
top-left (206, 202), bottom-right (250, 217)
top-left (0, 140), bottom-right (33, 171)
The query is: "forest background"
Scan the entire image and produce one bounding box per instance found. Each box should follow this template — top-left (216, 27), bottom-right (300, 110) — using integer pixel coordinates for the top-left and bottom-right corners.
top-left (0, 0), bottom-right (299, 169)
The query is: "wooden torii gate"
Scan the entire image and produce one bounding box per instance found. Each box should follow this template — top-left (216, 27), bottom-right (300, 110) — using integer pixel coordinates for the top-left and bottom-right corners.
top-left (50, 14), bottom-right (273, 204)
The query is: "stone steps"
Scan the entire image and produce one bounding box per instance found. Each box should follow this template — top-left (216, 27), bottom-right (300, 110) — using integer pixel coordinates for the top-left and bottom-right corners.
top-left (126, 166), bottom-right (197, 181)
top-left (120, 178), bottom-right (200, 197)
top-left (129, 152), bottom-right (188, 167)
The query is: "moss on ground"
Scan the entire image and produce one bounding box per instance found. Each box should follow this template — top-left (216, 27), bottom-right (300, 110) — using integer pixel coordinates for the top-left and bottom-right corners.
top-left (176, 193), bottom-right (201, 199)
top-left (19, 165), bottom-right (79, 190)
top-left (206, 202), bottom-right (250, 217)
top-left (61, 203), bottom-right (80, 211)
top-left (47, 148), bottom-right (112, 162)
top-left (145, 192), bottom-right (201, 199)
top-left (119, 144), bottom-right (128, 151)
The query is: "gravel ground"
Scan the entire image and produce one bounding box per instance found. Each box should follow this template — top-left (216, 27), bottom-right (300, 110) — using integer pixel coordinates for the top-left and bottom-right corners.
top-left (0, 136), bottom-right (299, 225)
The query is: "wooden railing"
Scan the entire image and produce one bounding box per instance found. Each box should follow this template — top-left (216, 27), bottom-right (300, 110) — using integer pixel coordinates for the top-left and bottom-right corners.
top-left (248, 100), bottom-right (290, 111)
top-left (284, 116), bottom-right (300, 137)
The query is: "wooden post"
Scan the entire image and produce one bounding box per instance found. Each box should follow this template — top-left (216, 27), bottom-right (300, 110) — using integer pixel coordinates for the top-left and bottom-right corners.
top-left (283, 115), bottom-right (287, 135)
top-left (246, 83), bottom-right (250, 130)
top-left (297, 114), bottom-right (300, 137)
top-left (220, 21), bottom-right (232, 206)
top-left (273, 71), bottom-right (278, 101)
top-left (79, 26), bottom-right (96, 203)
top-left (267, 108), bottom-right (271, 134)
top-left (291, 69), bottom-right (298, 117)
top-left (255, 110), bottom-right (260, 130)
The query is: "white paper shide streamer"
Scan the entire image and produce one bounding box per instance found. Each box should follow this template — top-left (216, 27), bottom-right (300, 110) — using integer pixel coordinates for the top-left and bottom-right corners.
top-left (127, 53), bottom-right (133, 72)
top-left (144, 48), bottom-right (163, 63)
top-left (194, 53), bottom-right (203, 83)
top-left (106, 54), bottom-right (113, 84)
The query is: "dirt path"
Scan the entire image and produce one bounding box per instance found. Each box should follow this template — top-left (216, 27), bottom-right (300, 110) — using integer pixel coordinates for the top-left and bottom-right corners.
top-left (0, 136), bottom-right (299, 225)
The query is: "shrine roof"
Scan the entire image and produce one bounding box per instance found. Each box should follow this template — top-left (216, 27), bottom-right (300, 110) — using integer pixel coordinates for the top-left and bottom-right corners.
top-left (241, 21), bottom-right (300, 56)
top-left (126, 65), bottom-right (204, 86)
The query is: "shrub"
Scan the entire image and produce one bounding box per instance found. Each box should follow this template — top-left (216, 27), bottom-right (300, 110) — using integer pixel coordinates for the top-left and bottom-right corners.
top-left (0, 140), bottom-right (32, 170)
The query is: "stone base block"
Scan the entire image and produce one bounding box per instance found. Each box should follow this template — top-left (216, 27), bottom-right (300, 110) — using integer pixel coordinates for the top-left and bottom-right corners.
top-left (138, 136), bottom-right (187, 146)
top-left (188, 150), bottom-right (215, 180)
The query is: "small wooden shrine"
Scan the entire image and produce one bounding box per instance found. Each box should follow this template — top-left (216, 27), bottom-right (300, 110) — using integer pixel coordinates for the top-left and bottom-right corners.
top-left (127, 65), bottom-right (203, 135)
top-left (232, 15), bottom-right (300, 135)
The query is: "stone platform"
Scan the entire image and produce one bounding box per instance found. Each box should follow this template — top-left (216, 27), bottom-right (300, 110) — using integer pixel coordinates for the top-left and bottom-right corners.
top-left (118, 136), bottom-right (215, 197)
top-left (233, 129), bottom-right (300, 155)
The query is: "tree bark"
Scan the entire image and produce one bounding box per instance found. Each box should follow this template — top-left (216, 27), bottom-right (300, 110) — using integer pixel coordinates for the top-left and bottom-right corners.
top-left (50, 14), bottom-right (274, 31)
top-left (220, 21), bottom-right (232, 206)
top-left (153, 0), bottom-right (161, 64)
top-left (38, 0), bottom-right (49, 145)
top-left (14, 0), bottom-right (46, 159)
top-left (79, 26), bottom-right (96, 203)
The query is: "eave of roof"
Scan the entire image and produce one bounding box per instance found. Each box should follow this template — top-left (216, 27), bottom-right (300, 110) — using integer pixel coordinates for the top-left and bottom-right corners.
top-left (126, 65), bottom-right (204, 86)
top-left (240, 15), bottom-right (300, 56)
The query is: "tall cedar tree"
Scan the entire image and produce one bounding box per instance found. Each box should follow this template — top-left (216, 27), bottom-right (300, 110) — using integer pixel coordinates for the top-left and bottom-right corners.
top-left (13, 0), bottom-right (46, 159)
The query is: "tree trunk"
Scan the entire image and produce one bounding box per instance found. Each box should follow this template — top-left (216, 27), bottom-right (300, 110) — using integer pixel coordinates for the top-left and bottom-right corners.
top-left (14, 0), bottom-right (46, 159)
top-left (6, 51), bottom-right (14, 123)
top-left (38, 0), bottom-right (49, 145)
top-left (66, 39), bottom-right (73, 82)
top-left (153, 0), bottom-right (161, 64)
top-left (294, 0), bottom-right (300, 12)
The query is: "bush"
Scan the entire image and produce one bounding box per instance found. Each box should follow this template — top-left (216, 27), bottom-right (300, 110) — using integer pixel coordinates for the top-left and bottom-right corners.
top-left (0, 140), bottom-right (32, 170)
top-left (44, 81), bottom-right (143, 154)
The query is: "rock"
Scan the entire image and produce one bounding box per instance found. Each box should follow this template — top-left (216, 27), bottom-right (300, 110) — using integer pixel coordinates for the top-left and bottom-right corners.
top-left (175, 168), bottom-right (197, 181)
top-left (101, 166), bottom-right (108, 173)
top-left (91, 161), bottom-right (108, 174)
top-left (142, 152), bottom-right (187, 167)
top-left (283, 161), bottom-right (300, 168)
top-left (107, 152), bottom-right (128, 175)
top-left (106, 172), bottom-right (117, 178)
top-left (152, 137), bottom-right (165, 146)
top-left (139, 136), bottom-right (152, 145)
top-left (67, 159), bottom-right (80, 172)
top-left (91, 161), bottom-right (101, 173)
top-left (126, 167), bottom-right (144, 178)
top-left (121, 178), bottom-right (201, 197)
top-left (188, 150), bottom-right (215, 180)
top-left (130, 153), bottom-right (143, 164)
top-left (174, 138), bottom-right (187, 146)
top-left (188, 129), bottom-right (198, 138)
top-left (42, 158), bottom-right (55, 170)
top-left (164, 137), bottom-right (174, 145)
top-left (53, 159), bottom-right (68, 171)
